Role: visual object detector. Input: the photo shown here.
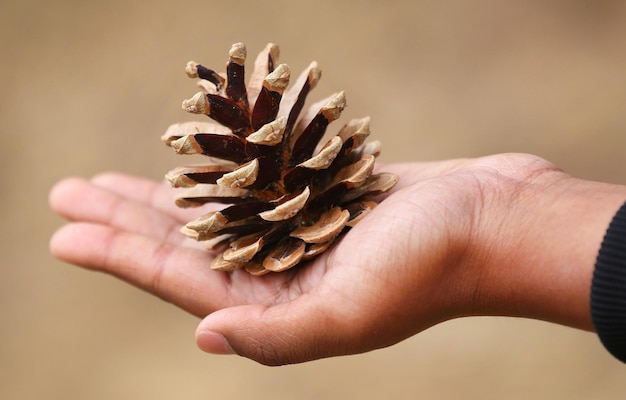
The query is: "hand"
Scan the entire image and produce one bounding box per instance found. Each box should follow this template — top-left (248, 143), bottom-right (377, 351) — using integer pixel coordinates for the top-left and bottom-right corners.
top-left (49, 153), bottom-right (620, 365)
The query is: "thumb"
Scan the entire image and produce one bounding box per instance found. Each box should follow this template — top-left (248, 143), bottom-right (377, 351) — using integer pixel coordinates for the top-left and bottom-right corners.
top-left (195, 297), bottom-right (366, 365)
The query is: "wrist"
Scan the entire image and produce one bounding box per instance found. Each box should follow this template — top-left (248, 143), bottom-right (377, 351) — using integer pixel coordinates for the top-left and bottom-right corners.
top-left (461, 154), bottom-right (626, 329)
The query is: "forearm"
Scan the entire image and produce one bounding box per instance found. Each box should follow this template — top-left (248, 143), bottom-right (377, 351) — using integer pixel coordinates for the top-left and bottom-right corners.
top-left (468, 167), bottom-right (626, 330)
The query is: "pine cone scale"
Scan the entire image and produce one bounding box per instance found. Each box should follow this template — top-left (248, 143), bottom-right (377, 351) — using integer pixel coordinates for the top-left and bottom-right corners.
top-left (246, 43), bottom-right (280, 107)
top-left (250, 64), bottom-right (290, 131)
top-left (171, 133), bottom-right (248, 163)
top-left (289, 92), bottom-right (346, 166)
top-left (263, 237), bottom-right (305, 272)
top-left (224, 43), bottom-right (248, 109)
top-left (279, 62), bottom-right (321, 142)
top-left (290, 207), bottom-right (350, 244)
top-left (219, 200), bottom-right (273, 221)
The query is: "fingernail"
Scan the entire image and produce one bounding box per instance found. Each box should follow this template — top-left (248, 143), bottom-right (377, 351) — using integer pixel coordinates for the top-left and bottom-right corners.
top-left (197, 331), bottom-right (235, 355)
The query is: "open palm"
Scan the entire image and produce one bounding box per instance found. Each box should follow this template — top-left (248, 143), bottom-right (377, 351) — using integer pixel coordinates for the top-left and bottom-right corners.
top-left (50, 163), bottom-right (426, 312)
top-left (50, 155), bottom-right (557, 364)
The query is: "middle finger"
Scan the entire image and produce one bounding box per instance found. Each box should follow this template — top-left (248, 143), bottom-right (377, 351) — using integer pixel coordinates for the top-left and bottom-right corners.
top-left (50, 177), bottom-right (187, 246)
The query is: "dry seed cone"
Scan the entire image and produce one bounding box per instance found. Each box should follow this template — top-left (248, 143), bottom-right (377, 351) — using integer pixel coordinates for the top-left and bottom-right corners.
top-left (162, 43), bottom-right (398, 275)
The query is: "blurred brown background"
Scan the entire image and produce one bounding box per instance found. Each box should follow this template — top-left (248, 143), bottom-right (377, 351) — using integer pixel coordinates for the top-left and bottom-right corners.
top-left (2, 0), bottom-right (626, 398)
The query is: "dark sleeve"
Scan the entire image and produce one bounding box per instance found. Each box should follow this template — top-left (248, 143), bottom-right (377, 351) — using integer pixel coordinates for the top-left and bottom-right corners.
top-left (591, 202), bottom-right (626, 363)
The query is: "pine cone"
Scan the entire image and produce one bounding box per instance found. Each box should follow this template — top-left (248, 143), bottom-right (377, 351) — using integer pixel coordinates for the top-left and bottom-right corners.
top-left (162, 42), bottom-right (398, 275)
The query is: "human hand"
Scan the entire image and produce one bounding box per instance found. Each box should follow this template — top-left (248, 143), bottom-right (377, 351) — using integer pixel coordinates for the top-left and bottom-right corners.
top-left (50, 153), bottom-right (621, 365)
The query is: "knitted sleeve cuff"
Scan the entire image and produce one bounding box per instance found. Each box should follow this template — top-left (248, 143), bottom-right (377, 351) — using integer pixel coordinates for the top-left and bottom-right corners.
top-left (591, 201), bottom-right (626, 363)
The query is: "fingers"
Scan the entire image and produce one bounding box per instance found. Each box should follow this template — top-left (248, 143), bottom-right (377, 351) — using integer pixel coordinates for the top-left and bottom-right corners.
top-left (49, 177), bottom-right (185, 244)
top-left (49, 222), bottom-right (230, 317)
top-left (91, 172), bottom-right (175, 210)
top-left (195, 296), bottom-right (371, 365)
top-left (90, 173), bottom-right (210, 222)
top-left (194, 260), bottom-right (412, 366)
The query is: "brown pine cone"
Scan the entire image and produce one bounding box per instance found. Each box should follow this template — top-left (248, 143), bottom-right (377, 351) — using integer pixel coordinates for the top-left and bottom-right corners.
top-left (162, 42), bottom-right (398, 275)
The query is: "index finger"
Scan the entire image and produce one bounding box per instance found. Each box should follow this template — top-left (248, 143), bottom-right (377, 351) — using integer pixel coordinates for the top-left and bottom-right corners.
top-left (90, 172), bottom-right (221, 223)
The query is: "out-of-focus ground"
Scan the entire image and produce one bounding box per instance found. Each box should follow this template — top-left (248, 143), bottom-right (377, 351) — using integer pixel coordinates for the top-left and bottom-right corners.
top-left (2, 1), bottom-right (626, 398)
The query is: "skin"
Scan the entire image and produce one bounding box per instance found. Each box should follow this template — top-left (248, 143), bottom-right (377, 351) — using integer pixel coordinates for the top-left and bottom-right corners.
top-left (48, 153), bottom-right (626, 365)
